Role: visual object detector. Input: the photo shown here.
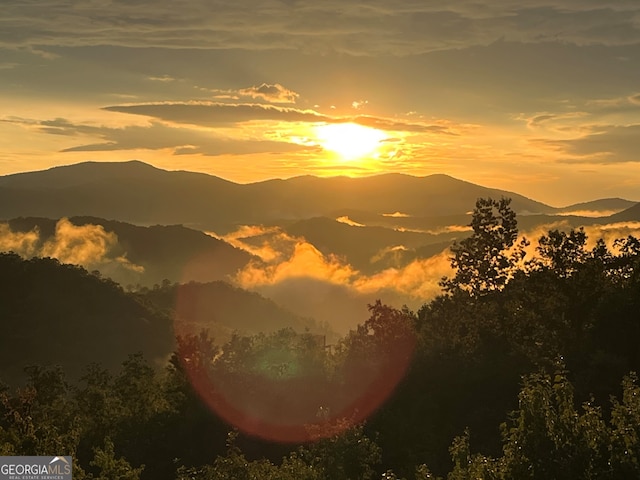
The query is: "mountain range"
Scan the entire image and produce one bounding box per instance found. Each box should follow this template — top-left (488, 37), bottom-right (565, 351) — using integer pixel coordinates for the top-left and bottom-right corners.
top-left (3, 160), bottom-right (636, 232)
top-left (2, 160), bottom-right (639, 342)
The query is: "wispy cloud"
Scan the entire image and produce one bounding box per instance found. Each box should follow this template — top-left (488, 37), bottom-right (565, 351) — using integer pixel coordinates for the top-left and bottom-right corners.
top-left (2, 1), bottom-right (640, 206)
top-left (213, 225), bottom-right (291, 263)
top-left (2, 116), bottom-right (313, 156)
top-left (237, 241), bottom-right (357, 287)
top-left (238, 83), bottom-right (300, 104)
top-left (0, 224), bottom-right (39, 256)
top-left (557, 209), bottom-right (622, 217)
top-left (148, 74), bottom-right (177, 82)
top-left (2, 1), bottom-right (639, 54)
top-left (354, 252), bottom-right (453, 300)
top-left (0, 219), bottom-right (143, 277)
top-left (103, 102), bottom-right (328, 125)
top-left (224, 224), bottom-right (454, 329)
top-left (103, 102), bottom-right (452, 134)
top-left (538, 124), bottom-right (640, 163)
top-left (336, 216), bottom-right (365, 227)
top-left (204, 83), bottom-right (300, 104)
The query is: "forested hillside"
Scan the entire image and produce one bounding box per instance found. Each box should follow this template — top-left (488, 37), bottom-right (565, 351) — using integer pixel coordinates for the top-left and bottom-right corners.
top-left (5, 216), bottom-right (255, 286)
top-left (0, 254), bottom-right (322, 384)
top-left (1, 198), bottom-right (639, 479)
top-left (0, 253), bottom-right (173, 383)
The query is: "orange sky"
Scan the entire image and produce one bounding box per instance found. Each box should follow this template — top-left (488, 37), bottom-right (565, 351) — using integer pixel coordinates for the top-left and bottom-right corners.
top-left (1, 1), bottom-right (640, 206)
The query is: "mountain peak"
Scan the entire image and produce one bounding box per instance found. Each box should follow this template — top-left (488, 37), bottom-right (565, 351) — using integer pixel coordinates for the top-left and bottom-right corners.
top-left (0, 159), bottom-right (163, 189)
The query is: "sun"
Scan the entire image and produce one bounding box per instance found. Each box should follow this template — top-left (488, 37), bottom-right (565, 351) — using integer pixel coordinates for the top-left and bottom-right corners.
top-left (314, 123), bottom-right (387, 161)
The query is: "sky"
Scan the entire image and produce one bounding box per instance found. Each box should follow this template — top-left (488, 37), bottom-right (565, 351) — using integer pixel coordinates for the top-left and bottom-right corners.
top-left (1, 0), bottom-right (640, 205)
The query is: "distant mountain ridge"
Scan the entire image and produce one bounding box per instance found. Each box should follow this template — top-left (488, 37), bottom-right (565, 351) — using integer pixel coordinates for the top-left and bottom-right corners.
top-left (0, 160), bottom-right (547, 229)
top-left (608, 202), bottom-right (640, 223)
top-left (1, 160), bottom-right (636, 231)
top-left (556, 198), bottom-right (638, 216)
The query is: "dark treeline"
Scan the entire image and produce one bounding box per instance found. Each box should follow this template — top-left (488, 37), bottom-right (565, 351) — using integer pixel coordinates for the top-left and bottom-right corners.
top-left (0, 253), bottom-right (174, 383)
top-left (1, 197), bottom-right (640, 479)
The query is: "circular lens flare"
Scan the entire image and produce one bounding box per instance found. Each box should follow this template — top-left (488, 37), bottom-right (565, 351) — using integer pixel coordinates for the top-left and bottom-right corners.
top-left (173, 264), bottom-right (416, 443)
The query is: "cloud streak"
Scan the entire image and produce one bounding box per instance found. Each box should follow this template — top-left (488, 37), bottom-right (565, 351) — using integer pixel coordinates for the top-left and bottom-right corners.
top-left (2, 1), bottom-right (639, 55)
top-left (3, 116), bottom-right (313, 156)
top-left (103, 102), bottom-right (450, 134)
top-left (538, 124), bottom-right (640, 164)
top-left (237, 83), bottom-right (300, 104)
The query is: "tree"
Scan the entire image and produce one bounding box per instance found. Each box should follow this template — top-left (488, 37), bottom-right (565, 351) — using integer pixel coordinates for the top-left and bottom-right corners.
top-left (89, 438), bottom-right (144, 480)
top-left (438, 370), bottom-right (640, 480)
top-left (442, 197), bottom-right (526, 296)
top-left (297, 425), bottom-right (382, 480)
top-left (532, 228), bottom-right (588, 277)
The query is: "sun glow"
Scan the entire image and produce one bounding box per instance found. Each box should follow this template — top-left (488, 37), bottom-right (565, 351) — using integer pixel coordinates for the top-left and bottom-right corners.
top-left (315, 123), bottom-right (387, 160)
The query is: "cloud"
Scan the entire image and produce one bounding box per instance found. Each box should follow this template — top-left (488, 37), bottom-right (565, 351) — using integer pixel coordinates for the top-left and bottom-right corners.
top-left (523, 93), bottom-right (640, 132)
top-left (228, 228), bottom-right (453, 331)
top-left (205, 83), bottom-right (300, 104)
top-left (584, 94), bottom-right (640, 113)
top-left (369, 245), bottom-right (408, 264)
top-left (557, 209), bottom-right (622, 218)
top-left (336, 216), bottom-right (365, 227)
top-left (4, 116), bottom-right (312, 156)
top-left (103, 102), bottom-right (452, 134)
top-left (0, 224), bottom-right (39, 256)
top-left (0, 219), bottom-right (144, 277)
top-left (229, 223), bottom-right (454, 303)
top-left (2, 1), bottom-right (639, 55)
top-left (520, 220), bottom-right (640, 261)
top-left (236, 241), bottom-right (357, 287)
top-left (214, 225), bottom-right (291, 262)
top-left (426, 225), bottom-right (474, 235)
top-left (350, 115), bottom-right (453, 134)
top-left (222, 218), bottom-right (640, 332)
top-left (353, 252), bottom-right (453, 300)
top-left (238, 83), bottom-right (300, 104)
top-left (525, 112), bottom-right (589, 129)
top-left (540, 124), bottom-right (640, 163)
top-left (103, 102), bottom-right (329, 126)
top-left (584, 222), bottom-right (640, 251)
top-left (148, 74), bottom-right (177, 82)
top-left (226, 218), bottom-right (640, 331)
top-left (40, 218), bottom-right (126, 268)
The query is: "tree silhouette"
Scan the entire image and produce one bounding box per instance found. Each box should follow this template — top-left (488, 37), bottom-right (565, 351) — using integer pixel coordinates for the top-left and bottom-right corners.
top-left (442, 197), bottom-right (527, 296)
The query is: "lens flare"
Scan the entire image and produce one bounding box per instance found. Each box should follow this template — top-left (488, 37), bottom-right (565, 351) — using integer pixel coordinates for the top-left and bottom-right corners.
top-left (173, 264), bottom-right (416, 443)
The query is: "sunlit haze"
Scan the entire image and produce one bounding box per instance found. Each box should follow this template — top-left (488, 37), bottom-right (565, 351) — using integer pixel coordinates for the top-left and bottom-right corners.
top-left (1, 1), bottom-right (639, 205)
top-left (2, 2), bottom-right (640, 469)
top-left (314, 123), bottom-right (388, 161)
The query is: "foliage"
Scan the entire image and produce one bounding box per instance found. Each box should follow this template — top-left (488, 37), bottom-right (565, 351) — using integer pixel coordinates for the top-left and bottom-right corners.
top-left (443, 369), bottom-right (640, 480)
top-left (89, 438), bottom-right (144, 480)
top-left (0, 252), bottom-right (173, 383)
top-left (442, 197), bottom-right (527, 296)
top-left (176, 427), bottom-right (380, 480)
top-left (2, 198), bottom-right (640, 479)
